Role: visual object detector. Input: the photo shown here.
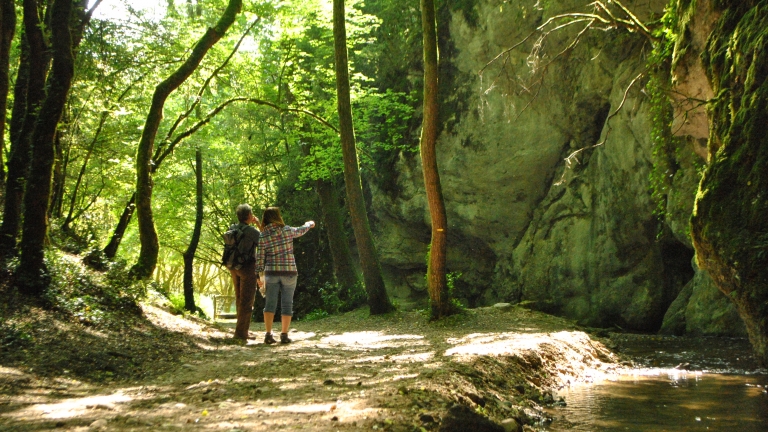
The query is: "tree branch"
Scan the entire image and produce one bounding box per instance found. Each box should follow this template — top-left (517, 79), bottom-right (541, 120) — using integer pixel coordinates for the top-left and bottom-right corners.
top-left (155, 16), bottom-right (262, 162)
top-left (554, 72), bottom-right (645, 186)
top-left (154, 97), bottom-right (337, 168)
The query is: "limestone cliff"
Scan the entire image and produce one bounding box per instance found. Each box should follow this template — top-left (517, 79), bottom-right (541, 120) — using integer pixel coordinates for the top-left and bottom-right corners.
top-left (368, 0), bottom-right (745, 336)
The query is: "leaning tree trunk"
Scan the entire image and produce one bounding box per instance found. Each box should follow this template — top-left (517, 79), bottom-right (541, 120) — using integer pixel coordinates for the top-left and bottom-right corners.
top-left (131, 0), bottom-right (243, 279)
top-left (103, 193), bottom-right (136, 259)
top-left (332, 0), bottom-right (393, 315)
top-left (691, 0), bottom-right (768, 367)
top-left (16, 0), bottom-right (75, 293)
top-left (182, 148), bottom-right (203, 313)
top-left (0, 0), bottom-right (16, 197)
top-left (316, 178), bottom-right (360, 293)
top-left (420, 0), bottom-right (453, 319)
top-left (0, 0), bottom-right (47, 257)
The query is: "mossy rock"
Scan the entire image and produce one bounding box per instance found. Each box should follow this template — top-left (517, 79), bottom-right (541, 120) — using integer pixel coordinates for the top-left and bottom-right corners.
top-left (691, 0), bottom-right (768, 365)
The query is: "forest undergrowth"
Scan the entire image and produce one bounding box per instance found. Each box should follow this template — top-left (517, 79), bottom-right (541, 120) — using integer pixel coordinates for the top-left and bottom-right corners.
top-left (0, 254), bottom-right (624, 432)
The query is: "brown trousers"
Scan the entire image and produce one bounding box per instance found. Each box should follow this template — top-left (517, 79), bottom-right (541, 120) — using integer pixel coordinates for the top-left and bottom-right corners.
top-left (229, 263), bottom-right (257, 340)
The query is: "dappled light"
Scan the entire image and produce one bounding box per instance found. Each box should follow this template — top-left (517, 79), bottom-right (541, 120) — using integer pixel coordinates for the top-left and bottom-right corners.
top-left (319, 331), bottom-right (426, 349)
top-left (4, 302), bottom-right (765, 431)
top-left (1, 0), bottom-right (766, 431)
top-left (15, 391), bottom-right (134, 420)
top-left (446, 331), bottom-right (592, 356)
top-left (0, 305), bottom-right (613, 430)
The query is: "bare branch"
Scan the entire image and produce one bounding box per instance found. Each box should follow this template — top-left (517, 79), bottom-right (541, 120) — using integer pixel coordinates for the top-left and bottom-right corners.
top-left (481, 1), bottom-right (658, 78)
top-left (611, 0), bottom-right (655, 41)
top-left (594, 72), bottom-right (645, 146)
top-left (554, 72), bottom-right (645, 186)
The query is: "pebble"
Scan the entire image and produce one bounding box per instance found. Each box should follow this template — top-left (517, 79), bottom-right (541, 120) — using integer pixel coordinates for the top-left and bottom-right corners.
top-left (501, 418), bottom-right (521, 432)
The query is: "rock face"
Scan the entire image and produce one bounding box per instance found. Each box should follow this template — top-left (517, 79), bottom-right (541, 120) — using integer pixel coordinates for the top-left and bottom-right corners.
top-left (689, 0), bottom-right (768, 365)
top-left (369, 0), bottom-right (744, 335)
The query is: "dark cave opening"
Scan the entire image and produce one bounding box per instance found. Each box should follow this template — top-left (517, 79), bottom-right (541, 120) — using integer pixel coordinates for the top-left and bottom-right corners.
top-left (659, 240), bottom-right (696, 319)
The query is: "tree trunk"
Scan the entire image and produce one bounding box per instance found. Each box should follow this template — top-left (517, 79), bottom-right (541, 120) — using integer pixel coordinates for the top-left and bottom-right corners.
top-left (183, 148), bottom-right (203, 313)
top-left (332, 0), bottom-right (393, 315)
top-left (17, 0), bottom-right (75, 293)
top-left (316, 178), bottom-right (360, 293)
top-left (420, 0), bottom-right (452, 319)
top-left (50, 131), bottom-right (66, 219)
top-left (62, 119), bottom-right (102, 231)
top-left (131, 0), bottom-right (243, 279)
top-left (691, 1), bottom-right (768, 366)
top-left (0, 0), bottom-right (16, 197)
top-left (0, 0), bottom-right (48, 257)
top-left (103, 193), bottom-right (136, 259)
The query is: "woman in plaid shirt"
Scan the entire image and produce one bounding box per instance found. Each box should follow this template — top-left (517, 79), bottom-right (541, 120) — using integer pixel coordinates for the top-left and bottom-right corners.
top-left (256, 207), bottom-right (315, 344)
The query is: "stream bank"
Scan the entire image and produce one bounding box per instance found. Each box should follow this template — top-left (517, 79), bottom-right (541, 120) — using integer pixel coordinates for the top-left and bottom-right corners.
top-left (1, 300), bottom-right (621, 431)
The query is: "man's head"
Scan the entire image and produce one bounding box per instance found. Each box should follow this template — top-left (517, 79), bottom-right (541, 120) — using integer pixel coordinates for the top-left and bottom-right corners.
top-left (236, 204), bottom-right (253, 223)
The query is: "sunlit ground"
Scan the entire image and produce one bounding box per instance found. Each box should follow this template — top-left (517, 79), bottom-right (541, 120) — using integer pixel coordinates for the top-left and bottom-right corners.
top-left (0, 307), bottom-right (623, 430)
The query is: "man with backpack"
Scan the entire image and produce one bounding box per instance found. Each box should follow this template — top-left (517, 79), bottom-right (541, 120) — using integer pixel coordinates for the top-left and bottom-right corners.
top-left (223, 204), bottom-right (262, 342)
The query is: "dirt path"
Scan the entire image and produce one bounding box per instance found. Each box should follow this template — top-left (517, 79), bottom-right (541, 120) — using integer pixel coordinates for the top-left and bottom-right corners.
top-left (1, 304), bottom-right (620, 431)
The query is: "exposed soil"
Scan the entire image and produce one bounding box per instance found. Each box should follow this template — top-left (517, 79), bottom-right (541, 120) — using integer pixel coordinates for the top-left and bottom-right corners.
top-left (1, 297), bottom-right (622, 432)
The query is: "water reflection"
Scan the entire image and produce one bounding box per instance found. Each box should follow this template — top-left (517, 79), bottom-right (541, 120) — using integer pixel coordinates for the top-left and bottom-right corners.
top-left (545, 336), bottom-right (768, 431)
top-left (545, 372), bottom-right (768, 431)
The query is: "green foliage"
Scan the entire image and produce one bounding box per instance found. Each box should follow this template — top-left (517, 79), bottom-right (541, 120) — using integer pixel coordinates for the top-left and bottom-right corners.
top-left (647, 0), bottom-right (686, 223)
top-left (297, 281), bottom-right (369, 320)
top-left (449, 0), bottom-right (480, 28)
top-left (424, 245), bottom-right (465, 315)
top-left (168, 292), bottom-right (188, 315)
top-left (446, 272), bottom-right (467, 312)
top-left (354, 90), bottom-right (419, 156)
top-left (297, 89), bottom-right (418, 186)
top-left (303, 309), bottom-right (330, 321)
top-left (14, 0), bottom-right (424, 307)
top-left (0, 322), bottom-right (33, 350)
top-left (42, 252), bottom-right (146, 326)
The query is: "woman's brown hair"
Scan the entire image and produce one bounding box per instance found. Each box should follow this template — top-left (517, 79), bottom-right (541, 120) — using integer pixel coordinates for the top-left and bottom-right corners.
top-left (261, 207), bottom-right (285, 227)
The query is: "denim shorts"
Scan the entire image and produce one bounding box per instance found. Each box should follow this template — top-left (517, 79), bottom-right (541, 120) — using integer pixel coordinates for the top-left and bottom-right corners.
top-left (263, 274), bottom-right (297, 316)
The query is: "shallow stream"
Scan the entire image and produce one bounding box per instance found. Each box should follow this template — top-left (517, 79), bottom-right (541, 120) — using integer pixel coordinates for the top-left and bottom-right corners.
top-left (544, 335), bottom-right (768, 431)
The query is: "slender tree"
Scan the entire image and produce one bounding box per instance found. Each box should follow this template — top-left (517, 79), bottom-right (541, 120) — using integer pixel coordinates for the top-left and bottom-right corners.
top-left (16, 0), bottom-right (76, 292)
top-left (183, 147), bottom-right (203, 313)
top-left (0, 0), bottom-right (15, 196)
top-left (131, 0), bottom-right (243, 279)
top-left (420, 0), bottom-right (452, 318)
top-left (332, 0), bottom-right (393, 314)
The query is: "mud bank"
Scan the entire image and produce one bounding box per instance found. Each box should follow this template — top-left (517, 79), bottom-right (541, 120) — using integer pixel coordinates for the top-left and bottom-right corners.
top-left (1, 303), bottom-right (622, 431)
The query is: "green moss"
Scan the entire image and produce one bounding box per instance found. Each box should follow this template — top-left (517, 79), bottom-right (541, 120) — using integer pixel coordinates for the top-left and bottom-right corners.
top-left (691, 0), bottom-right (768, 365)
top-left (669, 0), bottom-right (696, 71)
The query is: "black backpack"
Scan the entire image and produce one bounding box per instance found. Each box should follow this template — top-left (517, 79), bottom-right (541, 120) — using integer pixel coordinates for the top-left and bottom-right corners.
top-left (221, 224), bottom-right (256, 270)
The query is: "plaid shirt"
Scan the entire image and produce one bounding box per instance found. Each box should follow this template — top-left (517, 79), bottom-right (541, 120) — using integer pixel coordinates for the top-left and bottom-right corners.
top-left (255, 222), bottom-right (312, 274)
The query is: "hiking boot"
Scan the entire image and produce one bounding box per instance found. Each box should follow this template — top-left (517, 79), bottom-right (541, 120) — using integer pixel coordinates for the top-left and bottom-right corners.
top-left (280, 333), bottom-right (292, 344)
top-left (264, 333), bottom-right (277, 345)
